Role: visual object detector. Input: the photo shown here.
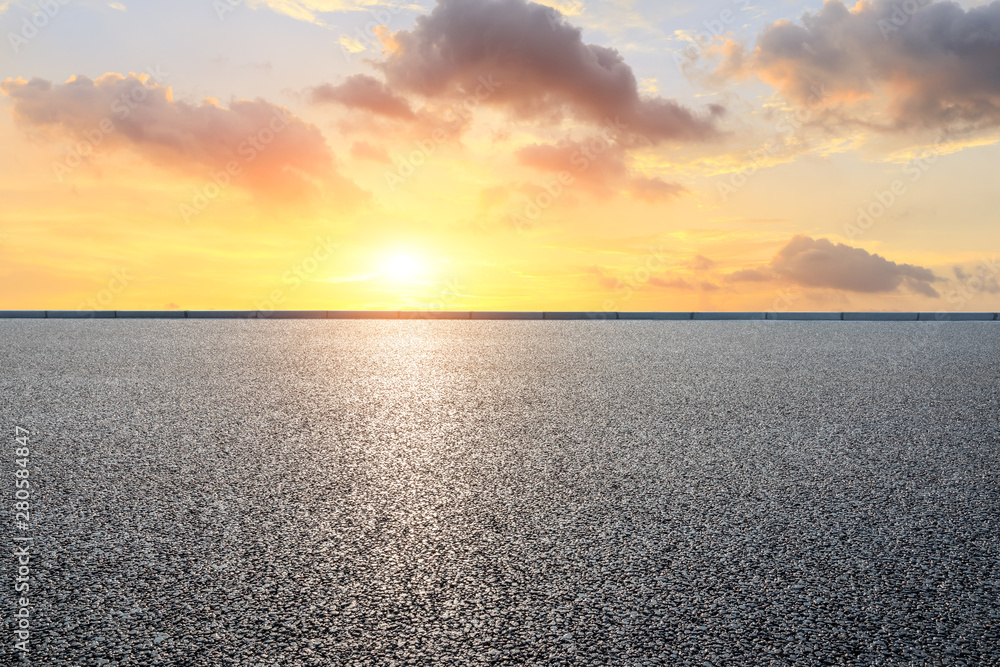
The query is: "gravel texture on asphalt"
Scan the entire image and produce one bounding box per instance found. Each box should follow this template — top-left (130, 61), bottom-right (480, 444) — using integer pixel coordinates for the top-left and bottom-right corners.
top-left (1, 320), bottom-right (998, 666)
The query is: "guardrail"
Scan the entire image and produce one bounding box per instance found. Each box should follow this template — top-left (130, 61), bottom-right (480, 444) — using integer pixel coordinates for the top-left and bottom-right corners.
top-left (0, 311), bottom-right (997, 320)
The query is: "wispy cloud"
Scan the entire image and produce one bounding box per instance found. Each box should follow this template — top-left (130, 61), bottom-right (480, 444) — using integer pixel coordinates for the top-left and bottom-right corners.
top-left (246, 0), bottom-right (422, 25)
top-left (320, 273), bottom-right (379, 283)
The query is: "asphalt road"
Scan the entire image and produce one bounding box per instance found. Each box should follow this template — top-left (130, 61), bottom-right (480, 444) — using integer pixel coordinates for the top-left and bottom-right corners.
top-left (1, 320), bottom-right (998, 666)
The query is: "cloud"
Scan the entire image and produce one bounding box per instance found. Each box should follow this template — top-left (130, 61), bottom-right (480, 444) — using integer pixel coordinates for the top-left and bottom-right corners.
top-left (246, 0), bottom-right (406, 24)
top-left (628, 177), bottom-right (687, 203)
top-left (338, 35), bottom-right (367, 54)
top-left (309, 75), bottom-right (416, 119)
top-left (1, 73), bottom-right (363, 203)
top-left (689, 254), bottom-right (716, 271)
top-left (516, 139), bottom-right (627, 195)
top-left (727, 235), bottom-right (940, 296)
top-left (378, 0), bottom-right (723, 143)
top-left (645, 275), bottom-right (720, 291)
top-left (726, 268), bottom-right (771, 282)
top-left (648, 275), bottom-right (694, 290)
top-left (349, 140), bottom-right (390, 163)
top-left (953, 265), bottom-right (1000, 293)
top-left (583, 265), bottom-right (619, 290)
top-left (586, 267), bottom-right (719, 293)
top-left (478, 184), bottom-right (510, 210)
top-left (720, 0), bottom-right (1000, 132)
top-left (516, 138), bottom-right (687, 201)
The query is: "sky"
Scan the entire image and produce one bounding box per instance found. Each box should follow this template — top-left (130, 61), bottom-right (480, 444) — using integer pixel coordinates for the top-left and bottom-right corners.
top-left (1, 0), bottom-right (998, 312)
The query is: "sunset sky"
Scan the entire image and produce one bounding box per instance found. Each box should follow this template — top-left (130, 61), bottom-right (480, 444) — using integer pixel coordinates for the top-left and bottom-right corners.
top-left (1, 0), bottom-right (998, 311)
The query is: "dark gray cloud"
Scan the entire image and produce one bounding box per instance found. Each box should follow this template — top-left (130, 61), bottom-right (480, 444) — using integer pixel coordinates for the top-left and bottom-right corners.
top-left (728, 235), bottom-right (940, 296)
top-left (309, 75), bottom-right (416, 119)
top-left (379, 0), bottom-right (723, 143)
top-left (724, 0), bottom-right (1000, 131)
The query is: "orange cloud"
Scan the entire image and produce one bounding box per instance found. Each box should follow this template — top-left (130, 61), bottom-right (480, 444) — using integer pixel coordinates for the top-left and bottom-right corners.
top-left (1, 73), bottom-right (364, 204)
top-left (349, 140), bottom-right (391, 163)
top-left (628, 177), bottom-right (686, 203)
top-left (516, 139), bottom-right (627, 196)
top-left (517, 138), bottom-right (686, 201)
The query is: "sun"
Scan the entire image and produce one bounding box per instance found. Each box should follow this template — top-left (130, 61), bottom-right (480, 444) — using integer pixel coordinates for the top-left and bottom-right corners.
top-left (379, 251), bottom-right (426, 282)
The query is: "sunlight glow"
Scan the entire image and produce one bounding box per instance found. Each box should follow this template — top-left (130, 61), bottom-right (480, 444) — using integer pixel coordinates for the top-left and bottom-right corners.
top-left (379, 251), bottom-right (426, 282)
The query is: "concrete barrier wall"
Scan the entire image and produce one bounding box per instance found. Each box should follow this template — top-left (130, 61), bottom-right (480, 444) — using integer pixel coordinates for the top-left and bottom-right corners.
top-left (399, 311), bottom-right (471, 319)
top-left (693, 312), bottom-right (767, 321)
top-left (258, 310), bottom-right (327, 319)
top-left (543, 312), bottom-right (619, 320)
top-left (3, 311), bottom-right (998, 320)
top-left (47, 311), bottom-right (116, 319)
top-left (767, 312), bottom-right (843, 321)
top-left (117, 310), bottom-right (186, 318)
top-left (470, 312), bottom-right (544, 320)
top-left (917, 312), bottom-right (996, 321)
top-left (618, 312), bottom-right (692, 320)
top-left (186, 311), bottom-right (257, 319)
top-left (327, 311), bottom-right (399, 319)
top-left (843, 312), bottom-right (919, 321)
top-left (0, 311), bottom-right (47, 318)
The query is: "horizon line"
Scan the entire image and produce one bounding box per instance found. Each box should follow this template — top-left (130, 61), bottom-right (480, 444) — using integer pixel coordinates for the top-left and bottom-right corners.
top-left (0, 311), bottom-right (997, 321)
